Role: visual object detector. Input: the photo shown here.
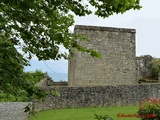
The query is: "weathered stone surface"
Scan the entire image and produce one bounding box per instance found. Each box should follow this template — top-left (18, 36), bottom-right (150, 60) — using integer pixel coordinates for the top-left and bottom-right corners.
top-left (158, 65), bottom-right (160, 81)
top-left (0, 102), bottom-right (32, 120)
top-left (33, 25), bottom-right (160, 112)
top-left (33, 84), bottom-right (160, 111)
top-left (136, 55), bottom-right (153, 81)
top-left (136, 55), bottom-right (160, 82)
top-left (36, 74), bottom-right (68, 88)
top-left (68, 25), bottom-right (136, 86)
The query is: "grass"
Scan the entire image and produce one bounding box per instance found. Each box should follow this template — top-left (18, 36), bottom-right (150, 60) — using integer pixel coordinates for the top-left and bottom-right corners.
top-left (28, 106), bottom-right (141, 120)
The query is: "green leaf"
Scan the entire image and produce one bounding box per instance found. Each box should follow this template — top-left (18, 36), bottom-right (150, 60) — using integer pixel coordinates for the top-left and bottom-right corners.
top-left (90, 50), bottom-right (101, 58)
top-left (0, 0), bottom-right (141, 102)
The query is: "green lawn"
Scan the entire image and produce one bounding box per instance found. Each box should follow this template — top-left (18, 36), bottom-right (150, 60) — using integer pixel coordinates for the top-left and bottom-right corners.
top-left (28, 106), bottom-right (141, 120)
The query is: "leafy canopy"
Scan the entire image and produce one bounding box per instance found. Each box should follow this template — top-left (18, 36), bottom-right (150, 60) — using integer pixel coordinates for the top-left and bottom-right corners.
top-left (151, 58), bottom-right (160, 80)
top-left (24, 70), bottom-right (45, 84)
top-left (0, 38), bottom-right (29, 101)
top-left (0, 36), bottom-right (45, 102)
top-left (0, 0), bottom-right (141, 60)
top-left (0, 0), bottom-right (141, 101)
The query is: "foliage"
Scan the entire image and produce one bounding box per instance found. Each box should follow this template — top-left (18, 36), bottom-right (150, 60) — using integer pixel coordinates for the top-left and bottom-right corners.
top-left (138, 79), bottom-right (159, 84)
top-left (0, 0), bottom-right (141, 60)
top-left (150, 58), bottom-right (160, 80)
top-left (0, 39), bottom-right (46, 102)
top-left (138, 55), bottom-right (160, 82)
top-left (0, 38), bottom-right (29, 101)
top-left (94, 113), bottom-right (113, 120)
top-left (138, 98), bottom-right (160, 120)
top-left (0, 0), bottom-right (141, 102)
top-left (24, 70), bottom-right (45, 84)
top-left (49, 90), bottom-right (60, 97)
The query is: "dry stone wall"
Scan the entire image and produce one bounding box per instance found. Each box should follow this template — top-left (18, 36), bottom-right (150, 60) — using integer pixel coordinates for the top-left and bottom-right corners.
top-left (68, 25), bottom-right (136, 86)
top-left (33, 84), bottom-right (160, 111)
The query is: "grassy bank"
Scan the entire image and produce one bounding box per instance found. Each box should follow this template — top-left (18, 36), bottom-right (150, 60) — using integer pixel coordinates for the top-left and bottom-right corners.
top-left (28, 106), bottom-right (141, 120)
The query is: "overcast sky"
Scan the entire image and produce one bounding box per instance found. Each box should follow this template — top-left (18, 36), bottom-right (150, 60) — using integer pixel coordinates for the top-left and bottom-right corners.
top-left (25, 0), bottom-right (160, 74)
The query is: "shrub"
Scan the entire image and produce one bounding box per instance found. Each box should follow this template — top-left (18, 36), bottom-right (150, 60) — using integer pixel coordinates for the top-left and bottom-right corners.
top-left (150, 59), bottom-right (160, 80)
top-left (23, 70), bottom-right (45, 84)
top-left (138, 98), bottom-right (160, 120)
top-left (94, 113), bottom-right (113, 120)
top-left (49, 90), bottom-right (60, 97)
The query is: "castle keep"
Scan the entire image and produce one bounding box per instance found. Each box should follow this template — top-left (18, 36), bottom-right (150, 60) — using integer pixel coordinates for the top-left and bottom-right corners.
top-left (68, 25), bottom-right (136, 86)
top-left (33, 25), bottom-right (160, 111)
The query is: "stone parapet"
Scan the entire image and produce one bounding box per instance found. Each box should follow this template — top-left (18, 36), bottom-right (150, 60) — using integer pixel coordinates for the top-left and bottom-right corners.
top-left (74, 25), bottom-right (136, 33)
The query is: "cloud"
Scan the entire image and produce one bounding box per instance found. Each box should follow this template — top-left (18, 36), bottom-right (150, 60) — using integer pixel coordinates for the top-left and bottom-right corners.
top-left (24, 59), bottom-right (68, 73)
top-left (74, 0), bottom-right (160, 58)
top-left (25, 0), bottom-right (160, 76)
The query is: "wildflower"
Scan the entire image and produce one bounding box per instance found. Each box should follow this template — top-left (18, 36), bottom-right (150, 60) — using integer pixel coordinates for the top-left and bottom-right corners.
top-left (147, 98), bottom-right (152, 102)
top-left (152, 98), bottom-right (159, 105)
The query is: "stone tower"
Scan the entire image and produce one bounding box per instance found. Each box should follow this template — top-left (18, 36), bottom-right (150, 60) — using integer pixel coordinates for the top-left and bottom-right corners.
top-left (68, 25), bottom-right (136, 86)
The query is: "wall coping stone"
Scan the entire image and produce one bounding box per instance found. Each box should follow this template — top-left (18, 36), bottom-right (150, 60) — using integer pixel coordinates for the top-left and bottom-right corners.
top-left (74, 25), bottom-right (136, 33)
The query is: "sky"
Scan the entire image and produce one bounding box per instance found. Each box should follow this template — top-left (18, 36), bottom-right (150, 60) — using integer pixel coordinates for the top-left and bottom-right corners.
top-left (25, 0), bottom-right (160, 76)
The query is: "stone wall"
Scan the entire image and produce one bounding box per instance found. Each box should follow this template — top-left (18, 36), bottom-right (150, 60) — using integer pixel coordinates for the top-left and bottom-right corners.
top-left (0, 102), bottom-right (32, 120)
top-left (68, 25), bottom-right (136, 86)
top-left (136, 55), bottom-right (153, 81)
top-left (33, 84), bottom-right (160, 111)
top-left (136, 55), bottom-right (160, 81)
top-left (158, 65), bottom-right (160, 81)
top-left (49, 82), bottom-right (68, 86)
top-left (36, 74), bottom-right (68, 88)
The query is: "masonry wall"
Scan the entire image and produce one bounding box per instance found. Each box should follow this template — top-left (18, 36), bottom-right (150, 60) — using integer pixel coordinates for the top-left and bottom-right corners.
top-left (157, 61), bottom-right (160, 81)
top-left (136, 55), bottom-right (153, 81)
top-left (36, 74), bottom-right (68, 88)
top-left (33, 84), bottom-right (160, 111)
top-left (0, 102), bottom-right (31, 120)
top-left (136, 55), bottom-right (160, 81)
top-left (68, 25), bottom-right (136, 86)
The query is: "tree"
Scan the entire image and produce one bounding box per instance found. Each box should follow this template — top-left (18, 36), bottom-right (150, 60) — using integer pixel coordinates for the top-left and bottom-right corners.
top-left (0, 0), bottom-right (141, 101)
top-left (0, 0), bottom-right (141, 60)
top-left (151, 58), bottom-right (160, 80)
top-left (0, 38), bottom-right (45, 102)
top-left (0, 36), bottom-right (45, 102)
top-left (24, 70), bottom-right (45, 84)
top-left (0, 38), bottom-right (29, 101)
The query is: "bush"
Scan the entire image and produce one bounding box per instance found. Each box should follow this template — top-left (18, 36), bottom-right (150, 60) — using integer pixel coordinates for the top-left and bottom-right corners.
top-left (150, 59), bottom-right (160, 80)
top-left (138, 98), bottom-right (160, 120)
top-left (24, 70), bottom-right (45, 84)
top-left (94, 113), bottom-right (113, 120)
top-left (0, 69), bottom-right (46, 102)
